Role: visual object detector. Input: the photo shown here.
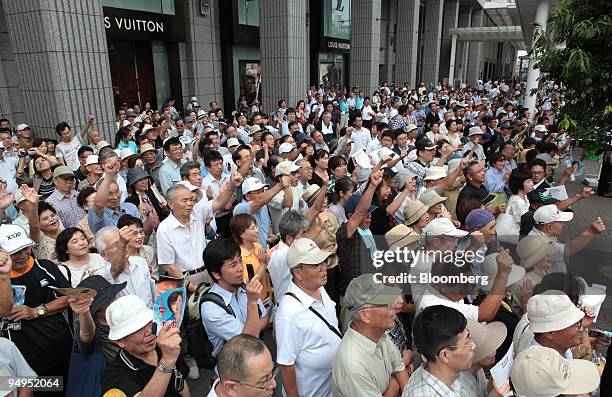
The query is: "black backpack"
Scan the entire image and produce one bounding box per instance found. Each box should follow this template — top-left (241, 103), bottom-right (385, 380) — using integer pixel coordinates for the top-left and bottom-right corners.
top-left (186, 283), bottom-right (235, 369)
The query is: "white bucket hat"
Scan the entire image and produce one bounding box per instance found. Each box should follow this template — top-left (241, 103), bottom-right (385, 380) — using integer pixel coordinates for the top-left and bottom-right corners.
top-left (106, 295), bottom-right (153, 340)
top-left (527, 290), bottom-right (584, 333)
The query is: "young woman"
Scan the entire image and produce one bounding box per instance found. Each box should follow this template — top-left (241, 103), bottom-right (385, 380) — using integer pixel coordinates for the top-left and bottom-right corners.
top-left (114, 127), bottom-right (138, 153)
top-left (309, 149), bottom-right (330, 187)
top-left (30, 155), bottom-right (56, 200)
top-left (327, 156), bottom-right (351, 196)
top-left (369, 178), bottom-right (395, 235)
top-left (125, 167), bottom-right (168, 223)
top-left (328, 177), bottom-right (356, 224)
top-left (229, 213), bottom-right (271, 302)
top-left (295, 100), bottom-right (307, 126)
top-left (56, 227), bottom-right (106, 287)
top-left (445, 119), bottom-right (463, 151)
top-left (505, 167), bottom-right (534, 223)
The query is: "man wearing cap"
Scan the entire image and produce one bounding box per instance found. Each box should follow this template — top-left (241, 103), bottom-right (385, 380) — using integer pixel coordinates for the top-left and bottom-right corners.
top-left (2, 223), bottom-right (73, 383)
top-left (45, 165), bottom-right (85, 228)
top-left (78, 154), bottom-right (103, 190)
top-left (140, 143), bottom-right (162, 189)
top-left (159, 137), bottom-right (187, 195)
top-left (234, 175), bottom-right (291, 248)
top-left (461, 126), bottom-right (486, 161)
top-left (528, 204), bottom-right (605, 273)
top-left (406, 138), bottom-right (452, 193)
top-left (332, 274), bottom-right (408, 397)
top-left (275, 238), bottom-right (340, 397)
top-left (101, 295), bottom-right (191, 397)
top-left (405, 305), bottom-right (478, 397)
top-left (15, 123), bottom-right (33, 150)
top-left (158, 174), bottom-right (243, 284)
top-left (268, 160), bottom-right (301, 234)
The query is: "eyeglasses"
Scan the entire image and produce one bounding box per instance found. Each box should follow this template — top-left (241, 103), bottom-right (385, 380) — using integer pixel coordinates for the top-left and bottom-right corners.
top-left (232, 363), bottom-right (279, 390)
top-left (299, 260), bottom-right (328, 271)
top-left (361, 302), bottom-right (398, 311)
top-left (437, 334), bottom-right (474, 355)
top-left (568, 319), bottom-right (583, 330)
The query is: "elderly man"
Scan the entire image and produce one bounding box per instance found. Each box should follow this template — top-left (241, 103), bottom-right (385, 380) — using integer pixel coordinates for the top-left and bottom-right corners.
top-left (78, 154), bottom-right (103, 190)
top-left (208, 334), bottom-right (277, 397)
top-left (528, 204), bottom-right (605, 272)
top-left (157, 173), bottom-right (242, 287)
top-left (332, 274), bottom-right (408, 397)
top-left (45, 165), bottom-right (85, 227)
top-left (102, 295), bottom-right (191, 396)
top-left (457, 161), bottom-right (505, 215)
top-left (462, 126), bottom-right (486, 161)
top-left (275, 238), bottom-right (339, 397)
top-left (268, 160), bottom-right (300, 234)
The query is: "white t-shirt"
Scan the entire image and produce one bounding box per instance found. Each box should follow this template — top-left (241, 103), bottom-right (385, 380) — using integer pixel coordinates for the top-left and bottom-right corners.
top-left (268, 241), bottom-right (292, 300)
top-left (56, 135), bottom-right (83, 171)
top-left (416, 285), bottom-right (479, 321)
top-left (361, 105), bottom-right (374, 121)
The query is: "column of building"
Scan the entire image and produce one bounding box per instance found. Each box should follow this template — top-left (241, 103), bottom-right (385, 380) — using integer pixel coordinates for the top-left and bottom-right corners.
top-left (456, 8), bottom-right (472, 84)
top-left (181, 0), bottom-right (224, 109)
top-left (466, 8), bottom-right (484, 85)
top-left (420, 0), bottom-right (444, 89)
top-left (349, 0), bottom-right (381, 96)
top-left (259, 0), bottom-right (309, 112)
top-left (395, 0), bottom-right (420, 88)
top-left (1, 0), bottom-right (116, 140)
top-left (525, 0), bottom-right (551, 118)
top-left (438, 0), bottom-right (459, 85)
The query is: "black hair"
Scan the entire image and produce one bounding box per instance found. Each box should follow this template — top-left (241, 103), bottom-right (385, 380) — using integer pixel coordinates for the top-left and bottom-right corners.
top-left (55, 121), bottom-right (71, 135)
top-left (310, 148), bottom-right (329, 168)
top-left (78, 146), bottom-right (93, 158)
top-left (328, 156), bottom-right (347, 171)
top-left (381, 130), bottom-right (395, 141)
top-left (412, 305), bottom-right (467, 362)
top-left (203, 149), bottom-right (223, 167)
top-left (533, 273), bottom-right (584, 306)
top-left (203, 238), bottom-right (241, 283)
top-left (529, 158), bottom-right (547, 171)
top-left (38, 201), bottom-right (57, 216)
top-left (231, 144), bottom-right (251, 164)
top-left (117, 214), bottom-right (143, 229)
top-left (163, 137), bottom-right (181, 152)
top-left (76, 186), bottom-right (97, 209)
top-left (508, 167), bottom-right (532, 194)
top-left (522, 137), bottom-right (537, 148)
top-left (332, 177), bottom-right (356, 204)
top-left (488, 151), bottom-right (504, 167)
top-left (55, 227), bottom-right (87, 262)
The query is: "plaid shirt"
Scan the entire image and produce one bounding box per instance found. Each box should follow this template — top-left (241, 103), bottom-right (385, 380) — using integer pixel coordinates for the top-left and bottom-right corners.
top-left (403, 365), bottom-right (478, 397)
top-left (45, 189), bottom-right (85, 228)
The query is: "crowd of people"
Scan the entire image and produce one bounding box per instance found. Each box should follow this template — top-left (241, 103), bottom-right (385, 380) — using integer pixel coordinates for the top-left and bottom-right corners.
top-left (0, 78), bottom-right (610, 397)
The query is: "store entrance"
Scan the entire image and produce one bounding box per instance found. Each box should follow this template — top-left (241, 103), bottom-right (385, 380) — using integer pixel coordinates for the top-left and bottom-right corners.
top-left (108, 40), bottom-right (157, 111)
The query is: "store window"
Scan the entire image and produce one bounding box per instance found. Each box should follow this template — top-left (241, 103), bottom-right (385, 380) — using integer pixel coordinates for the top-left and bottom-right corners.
top-left (323, 0), bottom-right (350, 40)
top-left (238, 0), bottom-right (259, 26)
top-left (103, 0), bottom-right (175, 15)
top-left (319, 53), bottom-right (345, 91)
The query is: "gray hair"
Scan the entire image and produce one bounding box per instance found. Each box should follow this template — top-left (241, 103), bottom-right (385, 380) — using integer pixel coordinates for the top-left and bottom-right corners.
top-left (279, 210), bottom-right (310, 243)
top-left (94, 226), bottom-right (119, 252)
top-left (180, 161), bottom-right (201, 180)
top-left (217, 334), bottom-right (267, 382)
top-left (98, 148), bottom-right (118, 164)
top-left (166, 184), bottom-right (191, 202)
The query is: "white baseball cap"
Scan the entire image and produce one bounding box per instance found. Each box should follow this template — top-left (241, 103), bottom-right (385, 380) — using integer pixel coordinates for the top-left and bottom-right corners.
top-left (274, 160), bottom-right (301, 176)
top-left (279, 142), bottom-right (295, 154)
top-left (106, 295), bottom-right (154, 341)
top-left (121, 120), bottom-right (131, 127)
top-left (511, 345), bottom-right (600, 397)
top-left (85, 155), bottom-right (99, 166)
top-left (527, 290), bottom-right (585, 333)
top-left (241, 177), bottom-right (268, 195)
top-left (16, 123), bottom-right (30, 131)
top-left (467, 126), bottom-right (484, 137)
top-left (176, 180), bottom-right (204, 202)
top-left (197, 110), bottom-right (206, 119)
top-left (226, 138), bottom-right (240, 148)
top-left (422, 217), bottom-right (468, 237)
top-left (388, 109), bottom-right (399, 120)
top-left (423, 167), bottom-right (447, 181)
top-left (0, 224), bottom-right (35, 254)
top-left (478, 253), bottom-right (525, 292)
top-left (533, 204), bottom-right (573, 224)
top-left (534, 124), bottom-right (548, 132)
top-left (286, 238), bottom-right (332, 269)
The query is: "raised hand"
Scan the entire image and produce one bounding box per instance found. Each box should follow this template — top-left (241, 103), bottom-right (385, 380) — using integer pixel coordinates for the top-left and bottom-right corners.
top-left (495, 248), bottom-right (513, 275)
top-left (157, 322), bottom-right (182, 366)
top-left (246, 274), bottom-right (263, 302)
top-left (0, 250), bottom-right (11, 275)
top-left (68, 296), bottom-right (93, 314)
top-left (20, 184), bottom-right (38, 205)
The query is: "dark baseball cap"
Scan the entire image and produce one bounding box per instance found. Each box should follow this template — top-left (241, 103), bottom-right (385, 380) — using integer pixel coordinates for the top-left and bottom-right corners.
top-left (343, 194), bottom-right (378, 215)
top-left (77, 275), bottom-right (127, 315)
top-left (415, 138), bottom-right (437, 151)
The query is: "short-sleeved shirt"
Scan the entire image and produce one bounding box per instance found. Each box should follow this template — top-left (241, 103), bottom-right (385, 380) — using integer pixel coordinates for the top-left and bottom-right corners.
top-left (336, 223), bottom-right (378, 297)
top-left (332, 328), bottom-right (405, 397)
top-left (156, 200), bottom-right (214, 272)
top-left (527, 228), bottom-right (566, 273)
top-left (275, 282), bottom-right (341, 397)
top-left (267, 241), bottom-right (291, 300)
top-left (101, 348), bottom-right (188, 397)
top-left (87, 202), bottom-right (140, 235)
top-left (159, 159), bottom-right (187, 194)
top-left (201, 283), bottom-right (267, 357)
top-left (233, 200), bottom-right (271, 249)
top-left (56, 135), bottom-right (82, 171)
top-left (240, 244), bottom-right (271, 301)
top-left (0, 156), bottom-right (20, 193)
top-left (46, 189), bottom-right (85, 228)
top-left (98, 256), bottom-right (156, 309)
top-left (416, 285), bottom-right (479, 321)
top-left (402, 365), bottom-right (478, 397)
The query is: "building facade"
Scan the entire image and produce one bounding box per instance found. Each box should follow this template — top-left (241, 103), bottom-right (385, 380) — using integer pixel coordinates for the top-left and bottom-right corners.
top-left (0, 0), bottom-right (522, 140)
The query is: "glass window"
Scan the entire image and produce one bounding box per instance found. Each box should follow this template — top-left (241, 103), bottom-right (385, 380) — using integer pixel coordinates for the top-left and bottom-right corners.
top-left (103, 0), bottom-right (175, 15)
top-left (323, 0), bottom-right (350, 40)
top-left (152, 42), bottom-right (171, 110)
top-left (238, 0), bottom-right (260, 26)
top-left (319, 53), bottom-right (345, 91)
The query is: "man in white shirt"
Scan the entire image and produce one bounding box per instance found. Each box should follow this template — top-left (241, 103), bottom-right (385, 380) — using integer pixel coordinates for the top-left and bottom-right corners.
top-left (55, 116), bottom-right (94, 171)
top-left (202, 149), bottom-right (233, 237)
top-left (349, 115), bottom-right (371, 154)
top-left (268, 161), bottom-right (300, 234)
top-left (157, 174), bottom-right (242, 288)
top-left (275, 238), bottom-right (340, 397)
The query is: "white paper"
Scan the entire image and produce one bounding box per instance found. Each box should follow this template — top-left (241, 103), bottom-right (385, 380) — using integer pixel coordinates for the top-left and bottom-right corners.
top-left (490, 343), bottom-right (514, 397)
top-left (546, 186), bottom-right (568, 201)
top-left (582, 283), bottom-right (607, 322)
top-left (353, 149), bottom-right (373, 169)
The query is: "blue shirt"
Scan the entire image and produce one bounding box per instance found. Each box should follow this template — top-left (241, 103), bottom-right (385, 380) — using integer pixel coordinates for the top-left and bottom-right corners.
top-left (484, 167), bottom-right (506, 193)
top-left (159, 159), bottom-right (186, 194)
top-left (117, 141), bottom-right (138, 153)
top-left (88, 202), bottom-right (140, 235)
top-left (355, 96), bottom-right (364, 110)
top-left (233, 201), bottom-right (271, 248)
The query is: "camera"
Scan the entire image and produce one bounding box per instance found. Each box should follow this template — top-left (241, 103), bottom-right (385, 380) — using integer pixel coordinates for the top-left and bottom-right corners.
top-left (28, 149), bottom-right (37, 156)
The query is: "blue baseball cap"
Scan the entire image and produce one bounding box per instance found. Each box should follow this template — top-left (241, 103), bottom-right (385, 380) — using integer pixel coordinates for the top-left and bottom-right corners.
top-left (343, 194), bottom-right (378, 215)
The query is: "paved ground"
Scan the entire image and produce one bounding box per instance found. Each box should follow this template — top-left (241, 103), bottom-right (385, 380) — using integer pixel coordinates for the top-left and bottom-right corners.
top-left (186, 148), bottom-right (612, 393)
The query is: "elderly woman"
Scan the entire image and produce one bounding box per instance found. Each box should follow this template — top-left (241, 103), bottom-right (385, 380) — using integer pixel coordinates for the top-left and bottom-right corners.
top-left (56, 227), bottom-right (106, 287)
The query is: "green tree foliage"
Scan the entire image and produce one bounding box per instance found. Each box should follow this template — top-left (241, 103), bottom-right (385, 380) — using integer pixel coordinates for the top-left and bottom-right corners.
top-left (530, 0), bottom-right (612, 153)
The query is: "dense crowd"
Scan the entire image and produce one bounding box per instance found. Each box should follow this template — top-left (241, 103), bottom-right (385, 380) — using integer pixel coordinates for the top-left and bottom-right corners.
top-left (0, 79), bottom-right (610, 397)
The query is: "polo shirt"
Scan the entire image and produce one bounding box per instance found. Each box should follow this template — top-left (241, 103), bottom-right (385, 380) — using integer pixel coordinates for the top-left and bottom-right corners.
top-left (350, 127), bottom-right (371, 154)
top-left (275, 282), bottom-right (341, 397)
top-left (403, 365), bottom-right (478, 397)
top-left (98, 256), bottom-right (156, 309)
top-left (484, 167), bottom-right (506, 193)
top-left (233, 201), bottom-right (271, 249)
top-left (267, 241), bottom-right (291, 300)
top-left (159, 158), bottom-right (186, 194)
top-left (157, 199), bottom-right (215, 272)
top-left (201, 283), bottom-right (267, 358)
top-left (457, 182), bottom-right (488, 210)
top-left (101, 348), bottom-right (188, 397)
top-left (87, 202), bottom-right (140, 235)
top-left (332, 328), bottom-right (404, 397)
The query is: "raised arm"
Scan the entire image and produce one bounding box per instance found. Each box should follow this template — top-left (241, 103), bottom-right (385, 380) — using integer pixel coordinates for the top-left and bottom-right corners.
top-left (346, 170), bottom-right (382, 239)
top-left (79, 115), bottom-right (95, 141)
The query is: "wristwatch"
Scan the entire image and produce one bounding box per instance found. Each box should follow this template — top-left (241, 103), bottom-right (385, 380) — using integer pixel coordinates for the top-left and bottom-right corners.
top-left (157, 361), bottom-right (174, 374)
top-left (36, 304), bottom-right (47, 318)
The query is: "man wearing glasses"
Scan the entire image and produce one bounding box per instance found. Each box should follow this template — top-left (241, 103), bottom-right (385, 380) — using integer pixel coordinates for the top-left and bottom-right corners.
top-left (404, 305), bottom-right (478, 397)
top-left (102, 295), bottom-right (190, 397)
top-left (208, 334), bottom-right (277, 397)
top-left (274, 238), bottom-right (339, 397)
top-left (332, 274), bottom-right (408, 397)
